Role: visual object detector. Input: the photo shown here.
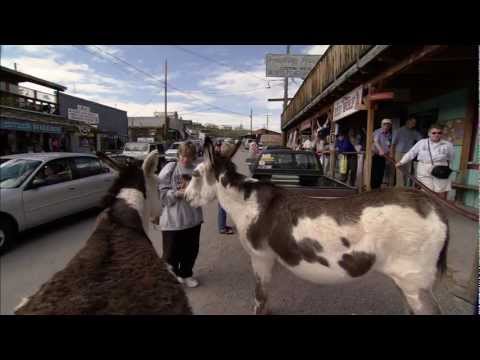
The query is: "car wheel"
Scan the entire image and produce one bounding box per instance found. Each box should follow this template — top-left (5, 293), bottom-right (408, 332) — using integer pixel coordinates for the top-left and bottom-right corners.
top-left (0, 217), bottom-right (16, 255)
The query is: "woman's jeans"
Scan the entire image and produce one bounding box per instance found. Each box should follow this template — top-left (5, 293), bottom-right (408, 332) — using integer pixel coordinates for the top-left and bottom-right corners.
top-left (218, 204), bottom-right (227, 231)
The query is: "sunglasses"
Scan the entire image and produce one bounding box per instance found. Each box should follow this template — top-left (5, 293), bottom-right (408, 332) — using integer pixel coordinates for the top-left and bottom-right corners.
top-left (430, 131), bottom-right (443, 135)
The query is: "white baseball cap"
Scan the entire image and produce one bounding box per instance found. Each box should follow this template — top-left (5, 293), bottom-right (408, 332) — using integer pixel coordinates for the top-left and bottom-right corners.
top-left (381, 118), bottom-right (392, 125)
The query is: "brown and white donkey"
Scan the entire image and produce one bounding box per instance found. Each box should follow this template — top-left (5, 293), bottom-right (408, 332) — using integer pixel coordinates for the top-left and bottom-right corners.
top-left (185, 137), bottom-right (449, 315)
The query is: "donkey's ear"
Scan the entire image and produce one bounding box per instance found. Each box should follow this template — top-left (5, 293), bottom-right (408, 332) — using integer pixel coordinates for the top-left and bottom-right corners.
top-left (142, 150), bottom-right (159, 177)
top-left (203, 137), bottom-right (215, 167)
top-left (228, 140), bottom-right (242, 160)
top-left (96, 151), bottom-right (122, 171)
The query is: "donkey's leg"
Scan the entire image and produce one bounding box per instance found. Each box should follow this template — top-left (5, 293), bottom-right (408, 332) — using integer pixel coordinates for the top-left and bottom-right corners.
top-left (251, 254), bottom-right (275, 315)
top-left (391, 278), bottom-right (442, 315)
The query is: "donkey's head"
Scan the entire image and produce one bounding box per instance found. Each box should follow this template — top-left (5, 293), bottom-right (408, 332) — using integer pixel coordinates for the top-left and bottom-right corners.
top-left (98, 151), bottom-right (161, 226)
top-left (185, 137), bottom-right (241, 208)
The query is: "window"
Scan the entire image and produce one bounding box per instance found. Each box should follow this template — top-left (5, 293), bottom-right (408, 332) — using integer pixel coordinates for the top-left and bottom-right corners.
top-left (30, 159), bottom-right (73, 187)
top-left (295, 154), bottom-right (319, 170)
top-left (0, 159), bottom-right (41, 188)
top-left (72, 157), bottom-right (103, 178)
top-left (257, 152), bottom-right (320, 171)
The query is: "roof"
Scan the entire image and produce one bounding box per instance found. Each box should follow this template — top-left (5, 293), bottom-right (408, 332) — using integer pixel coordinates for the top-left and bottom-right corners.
top-left (1, 152), bottom-right (97, 161)
top-left (0, 66), bottom-right (67, 91)
top-left (59, 93), bottom-right (127, 113)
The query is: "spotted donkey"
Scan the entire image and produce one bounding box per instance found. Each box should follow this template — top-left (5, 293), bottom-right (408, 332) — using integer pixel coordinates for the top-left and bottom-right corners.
top-left (15, 151), bottom-right (192, 315)
top-left (184, 137), bottom-right (449, 315)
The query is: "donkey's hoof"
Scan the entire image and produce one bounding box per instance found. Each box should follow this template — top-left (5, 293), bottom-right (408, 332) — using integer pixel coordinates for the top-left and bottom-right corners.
top-left (254, 305), bottom-right (271, 315)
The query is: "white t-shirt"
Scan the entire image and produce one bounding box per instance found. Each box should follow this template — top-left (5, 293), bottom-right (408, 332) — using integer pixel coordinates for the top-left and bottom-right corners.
top-left (302, 139), bottom-right (313, 150)
top-left (399, 139), bottom-right (455, 165)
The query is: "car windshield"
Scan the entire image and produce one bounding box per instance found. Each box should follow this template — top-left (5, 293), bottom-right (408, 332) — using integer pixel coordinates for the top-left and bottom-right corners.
top-left (124, 143), bottom-right (149, 152)
top-left (256, 152), bottom-right (319, 170)
top-left (0, 159), bottom-right (42, 188)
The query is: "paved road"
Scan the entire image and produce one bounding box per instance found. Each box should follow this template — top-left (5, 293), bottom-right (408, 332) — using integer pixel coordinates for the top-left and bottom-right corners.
top-left (1, 148), bottom-right (474, 315)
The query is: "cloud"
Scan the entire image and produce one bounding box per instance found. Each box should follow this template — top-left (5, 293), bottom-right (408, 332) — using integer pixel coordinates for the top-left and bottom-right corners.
top-left (2, 49), bottom-right (132, 98)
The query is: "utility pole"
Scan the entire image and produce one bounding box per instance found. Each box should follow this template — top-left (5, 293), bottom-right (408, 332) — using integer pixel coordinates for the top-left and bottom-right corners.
top-left (265, 113), bottom-right (271, 130)
top-left (164, 59), bottom-right (168, 141)
top-left (283, 45), bottom-right (290, 111)
top-left (250, 108), bottom-right (253, 135)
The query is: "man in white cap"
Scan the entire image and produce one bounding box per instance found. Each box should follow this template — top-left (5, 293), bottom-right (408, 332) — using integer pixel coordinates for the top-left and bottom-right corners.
top-left (371, 118), bottom-right (393, 189)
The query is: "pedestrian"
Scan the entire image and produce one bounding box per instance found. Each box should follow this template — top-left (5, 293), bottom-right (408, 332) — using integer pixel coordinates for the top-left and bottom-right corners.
top-left (335, 129), bottom-right (357, 184)
top-left (158, 141), bottom-right (203, 288)
top-left (249, 139), bottom-right (259, 158)
top-left (396, 124), bottom-right (454, 200)
top-left (391, 117), bottom-right (422, 187)
top-left (302, 135), bottom-right (314, 151)
top-left (216, 142), bottom-right (235, 235)
top-left (371, 118), bottom-right (393, 189)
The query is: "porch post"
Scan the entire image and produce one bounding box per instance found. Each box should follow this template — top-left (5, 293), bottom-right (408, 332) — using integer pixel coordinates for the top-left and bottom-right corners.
top-left (364, 86), bottom-right (375, 191)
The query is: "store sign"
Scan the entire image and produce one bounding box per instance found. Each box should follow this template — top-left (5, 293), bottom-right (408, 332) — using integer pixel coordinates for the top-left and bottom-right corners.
top-left (266, 54), bottom-right (321, 79)
top-left (0, 119), bottom-right (62, 134)
top-left (68, 105), bottom-right (99, 125)
top-left (332, 86), bottom-right (364, 122)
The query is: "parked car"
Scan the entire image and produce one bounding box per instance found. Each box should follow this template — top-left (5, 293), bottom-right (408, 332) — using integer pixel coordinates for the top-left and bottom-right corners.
top-left (190, 139), bottom-right (203, 157)
top-left (0, 152), bottom-right (118, 253)
top-left (249, 148), bottom-right (357, 198)
top-left (122, 142), bottom-right (164, 161)
top-left (164, 141), bottom-right (184, 162)
top-left (244, 139), bottom-right (255, 150)
top-left (262, 145), bottom-right (290, 151)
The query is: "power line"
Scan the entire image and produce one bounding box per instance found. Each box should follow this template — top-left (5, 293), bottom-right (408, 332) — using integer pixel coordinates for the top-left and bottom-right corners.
top-left (76, 45), bottom-right (250, 117)
top-left (170, 45), bottom-right (268, 83)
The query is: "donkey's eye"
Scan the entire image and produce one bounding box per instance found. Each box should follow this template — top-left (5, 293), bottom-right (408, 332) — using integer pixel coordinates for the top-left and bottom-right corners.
top-left (192, 170), bottom-right (200, 178)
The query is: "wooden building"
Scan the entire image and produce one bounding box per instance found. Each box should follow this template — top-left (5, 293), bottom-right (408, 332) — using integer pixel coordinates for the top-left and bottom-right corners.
top-left (281, 45), bottom-right (478, 209)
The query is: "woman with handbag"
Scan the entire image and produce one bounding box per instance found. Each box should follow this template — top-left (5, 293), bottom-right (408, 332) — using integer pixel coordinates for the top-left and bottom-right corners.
top-left (158, 141), bottom-right (203, 288)
top-left (395, 124), bottom-right (455, 200)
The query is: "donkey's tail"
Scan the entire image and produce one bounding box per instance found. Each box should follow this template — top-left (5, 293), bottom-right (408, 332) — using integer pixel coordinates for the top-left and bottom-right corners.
top-left (436, 221), bottom-right (449, 276)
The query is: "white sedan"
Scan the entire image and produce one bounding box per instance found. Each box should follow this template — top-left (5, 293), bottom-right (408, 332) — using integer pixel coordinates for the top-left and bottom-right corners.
top-left (0, 152), bottom-right (118, 253)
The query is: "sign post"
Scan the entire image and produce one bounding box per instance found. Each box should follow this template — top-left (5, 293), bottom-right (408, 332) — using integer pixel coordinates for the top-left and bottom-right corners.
top-left (266, 54), bottom-right (321, 79)
top-left (332, 86), bottom-right (365, 122)
top-left (67, 105), bottom-right (99, 125)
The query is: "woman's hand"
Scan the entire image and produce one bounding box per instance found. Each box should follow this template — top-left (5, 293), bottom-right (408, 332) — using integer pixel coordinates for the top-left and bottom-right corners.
top-left (395, 162), bottom-right (402, 168)
top-left (175, 189), bottom-right (185, 198)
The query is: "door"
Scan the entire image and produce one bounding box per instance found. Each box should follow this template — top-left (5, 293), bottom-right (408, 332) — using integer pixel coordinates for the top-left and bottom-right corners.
top-left (22, 158), bottom-right (78, 228)
top-left (70, 156), bottom-right (115, 209)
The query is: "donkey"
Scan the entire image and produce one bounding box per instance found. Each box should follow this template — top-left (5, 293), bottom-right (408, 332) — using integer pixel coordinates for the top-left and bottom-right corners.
top-left (184, 137), bottom-right (449, 315)
top-left (15, 151), bottom-right (192, 315)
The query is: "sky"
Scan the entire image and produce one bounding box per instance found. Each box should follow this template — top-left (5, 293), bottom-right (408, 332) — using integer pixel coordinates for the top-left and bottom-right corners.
top-left (1, 45), bottom-right (329, 132)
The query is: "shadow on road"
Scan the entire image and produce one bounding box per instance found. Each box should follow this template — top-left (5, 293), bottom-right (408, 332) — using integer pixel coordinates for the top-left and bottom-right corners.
top-left (9, 208), bottom-right (102, 254)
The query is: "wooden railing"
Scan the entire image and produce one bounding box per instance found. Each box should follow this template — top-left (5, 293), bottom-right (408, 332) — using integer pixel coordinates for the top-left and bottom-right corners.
top-left (281, 45), bottom-right (374, 128)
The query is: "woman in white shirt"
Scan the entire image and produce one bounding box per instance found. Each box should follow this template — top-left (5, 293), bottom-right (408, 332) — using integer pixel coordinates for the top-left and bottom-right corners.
top-left (395, 124), bottom-right (455, 199)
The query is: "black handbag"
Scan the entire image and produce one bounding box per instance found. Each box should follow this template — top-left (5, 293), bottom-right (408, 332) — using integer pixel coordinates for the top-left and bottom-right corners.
top-left (427, 140), bottom-right (453, 179)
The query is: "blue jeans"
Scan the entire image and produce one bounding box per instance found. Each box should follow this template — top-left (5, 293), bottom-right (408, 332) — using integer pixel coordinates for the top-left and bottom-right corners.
top-left (218, 204), bottom-right (227, 231)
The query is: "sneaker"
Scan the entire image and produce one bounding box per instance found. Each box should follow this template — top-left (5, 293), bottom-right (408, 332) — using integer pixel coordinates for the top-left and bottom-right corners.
top-left (182, 277), bottom-right (199, 288)
top-left (176, 276), bottom-right (185, 284)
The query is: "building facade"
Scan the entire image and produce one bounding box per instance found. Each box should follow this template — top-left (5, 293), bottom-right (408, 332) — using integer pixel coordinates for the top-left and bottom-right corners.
top-left (0, 66), bottom-right (74, 155)
top-left (281, 45), bottom-right (478, 209)
top-left (128, 112), bottom-right (186, 142)
top-left (58, 93), bottom-right (128, 153)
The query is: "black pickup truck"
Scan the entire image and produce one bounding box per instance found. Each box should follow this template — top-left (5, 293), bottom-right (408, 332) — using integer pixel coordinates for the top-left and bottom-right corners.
top-left (248, 149), bottom-right (357, 198)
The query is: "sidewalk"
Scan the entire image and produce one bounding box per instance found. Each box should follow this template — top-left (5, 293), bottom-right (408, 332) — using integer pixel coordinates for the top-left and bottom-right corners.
top-left (435, 206), bottom-right (478, 314)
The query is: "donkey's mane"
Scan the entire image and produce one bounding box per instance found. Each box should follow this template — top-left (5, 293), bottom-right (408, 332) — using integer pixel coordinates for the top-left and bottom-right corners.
top-left (102, 164), bottom-right (146, 209)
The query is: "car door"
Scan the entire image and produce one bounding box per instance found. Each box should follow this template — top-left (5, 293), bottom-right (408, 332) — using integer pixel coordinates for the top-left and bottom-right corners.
top-left (22, 158), bottom-right (79, 228)
top-left (70, 156), bottom-right (116, 210)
